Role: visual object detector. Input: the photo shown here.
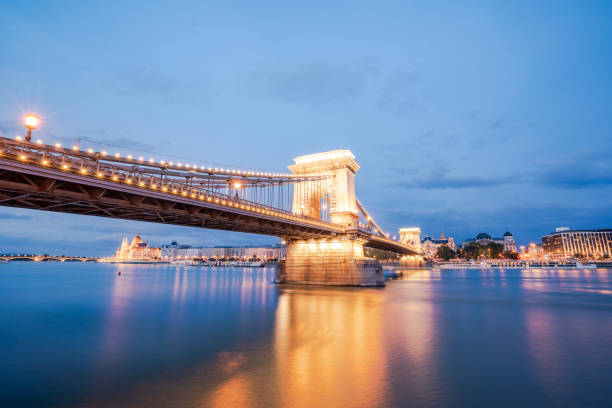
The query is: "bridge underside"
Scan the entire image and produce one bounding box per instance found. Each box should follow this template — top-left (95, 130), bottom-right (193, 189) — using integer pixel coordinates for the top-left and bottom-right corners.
top-left (0, 160), bottom-right (339, 240)
top-left (365, 235), bottom-right (419, 255)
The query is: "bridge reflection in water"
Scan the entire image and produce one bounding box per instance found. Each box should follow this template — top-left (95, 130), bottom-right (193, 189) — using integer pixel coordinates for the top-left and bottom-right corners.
top-left (3, 264), bottom-right (610, 407)
top-left (98, 269), bottom-right (440, 408)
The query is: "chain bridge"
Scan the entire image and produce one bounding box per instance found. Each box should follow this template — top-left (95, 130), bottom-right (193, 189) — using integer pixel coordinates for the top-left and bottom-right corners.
top-left (0, 134), bottom-right (420, 286)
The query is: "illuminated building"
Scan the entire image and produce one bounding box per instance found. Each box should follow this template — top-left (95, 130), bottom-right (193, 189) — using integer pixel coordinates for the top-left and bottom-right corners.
top-left (462, 232), bottom-right (517, 253)
top-left (112, 234), bottom-right (161, 261)
top-left (521, 243), bottom-right (544, 260)
top-left (503, 232), bottom-right (517, 253)
top-left (161, 242), bottom-right (286, 261)
top-left (542, 228), bottom-right (612, 260)
top-left (420, 233), bottom-right (456, 258)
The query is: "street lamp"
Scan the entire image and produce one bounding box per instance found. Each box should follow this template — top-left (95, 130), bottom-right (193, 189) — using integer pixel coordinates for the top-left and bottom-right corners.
top-left (24, 114), bottom-right (40, 142)
top-left (233, 182), bottom-right (241, 199)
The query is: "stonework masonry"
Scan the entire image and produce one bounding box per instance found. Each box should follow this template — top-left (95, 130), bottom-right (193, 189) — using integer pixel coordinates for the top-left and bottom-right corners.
top-left (277, 150), bottom-right (384, 287)
top-left (276, 238), bottom-right (385, 287)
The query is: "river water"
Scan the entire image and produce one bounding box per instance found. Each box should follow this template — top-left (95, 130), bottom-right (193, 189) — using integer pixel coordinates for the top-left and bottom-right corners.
top-left (1, 263), bottom-right (611, 408)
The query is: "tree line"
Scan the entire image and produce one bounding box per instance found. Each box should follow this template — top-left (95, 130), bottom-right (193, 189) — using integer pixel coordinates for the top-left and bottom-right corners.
top-left (436, 242), bottom-right (518, 261)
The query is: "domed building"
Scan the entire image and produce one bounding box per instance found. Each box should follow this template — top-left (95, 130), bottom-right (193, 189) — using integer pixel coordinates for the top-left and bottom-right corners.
top-left (113, 234), bottom-right (161, 261)
top-left (503, 231), bottom-right (517, 253)
top-left (462, 231), bottom-right (517, 254)
top-left (420, 232), bottom-right (456, 258)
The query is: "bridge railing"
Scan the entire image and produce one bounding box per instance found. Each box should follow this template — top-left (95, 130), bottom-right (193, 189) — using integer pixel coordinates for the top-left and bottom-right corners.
top-left (0, 136), bottom-right (343, 231)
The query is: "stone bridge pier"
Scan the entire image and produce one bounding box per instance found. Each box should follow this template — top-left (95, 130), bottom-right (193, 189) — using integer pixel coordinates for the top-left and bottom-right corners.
top-left (276, 150), bottom-right (384, 287)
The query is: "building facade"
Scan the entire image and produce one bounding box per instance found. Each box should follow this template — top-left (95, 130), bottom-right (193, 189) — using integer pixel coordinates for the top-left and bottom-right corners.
top-left (112, 234), bottom-right (161, 261)
top-left (521, 243), bottom-right (544, 260)
top-left (462, 232), bottom-right (517, 253)
top-left (503, 232), bottom-right (517, 253)
top-left (542, 229), bottom-right (612, 260)
top-left (161, 242), bottom-right (286, 262)
top-left (420, 233), bottom-right (456, 258)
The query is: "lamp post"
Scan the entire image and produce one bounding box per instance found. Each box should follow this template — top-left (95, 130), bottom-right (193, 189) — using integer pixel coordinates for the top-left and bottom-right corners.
top-left (24, 114), bottom-right (40, 142)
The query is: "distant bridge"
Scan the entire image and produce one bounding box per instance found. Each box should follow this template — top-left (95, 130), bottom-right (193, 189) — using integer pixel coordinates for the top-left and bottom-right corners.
top-left (0, 135), bottom-right (420, 285)
top-left (0, 255), bottom-right (97, 262)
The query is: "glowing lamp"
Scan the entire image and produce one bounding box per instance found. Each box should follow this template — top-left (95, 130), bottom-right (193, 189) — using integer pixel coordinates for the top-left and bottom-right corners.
top-left (24, 114), bottom-right (40, 129)
top-left (23, 114), bottom-right (40, 141)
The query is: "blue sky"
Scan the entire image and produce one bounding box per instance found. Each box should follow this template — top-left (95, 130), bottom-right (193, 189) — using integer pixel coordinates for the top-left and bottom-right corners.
top-left (1, 0), bottom-right (611, 256)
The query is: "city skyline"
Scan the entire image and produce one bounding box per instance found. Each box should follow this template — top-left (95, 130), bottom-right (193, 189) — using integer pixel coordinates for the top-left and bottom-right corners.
top-left (1, 1), bottom-right (611, 255)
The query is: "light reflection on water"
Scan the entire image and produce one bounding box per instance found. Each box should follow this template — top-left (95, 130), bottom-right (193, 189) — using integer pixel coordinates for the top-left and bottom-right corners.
top-left (0, 264), bottom-right (611, 408)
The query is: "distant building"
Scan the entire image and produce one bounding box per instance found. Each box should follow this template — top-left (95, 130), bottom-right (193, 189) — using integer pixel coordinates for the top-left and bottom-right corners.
top-left (503, 232), bottom-right (517, 253)
top-left (521, 242), bottom-right (544, 260)
top-left (462, 232), bottom-right (517, 253)
top-left (112, 234), bottom-right (161, 261)
top-left (542, 228), bottom-right (612, 260)
top-left (420, 233), bottom-right (456, 258)
top-left (161, 242), bottom-right (286, 262)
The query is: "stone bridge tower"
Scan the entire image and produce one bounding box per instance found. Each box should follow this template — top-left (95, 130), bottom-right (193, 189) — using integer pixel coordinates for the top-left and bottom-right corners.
top-left (289, 150), bottom-right (360, 227)
top-left (276, 150), bottom-right (384, 287)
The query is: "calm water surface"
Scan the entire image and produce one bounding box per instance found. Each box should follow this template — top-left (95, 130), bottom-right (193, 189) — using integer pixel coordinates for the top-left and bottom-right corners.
top-left (1, 263), bottom-right (611, 408)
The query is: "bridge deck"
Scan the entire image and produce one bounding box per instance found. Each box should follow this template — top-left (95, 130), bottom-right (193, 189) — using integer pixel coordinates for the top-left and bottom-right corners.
top-left (0, 158), bottom-right (343, 239)
top-left (0, 137), bottom-right (419, 254)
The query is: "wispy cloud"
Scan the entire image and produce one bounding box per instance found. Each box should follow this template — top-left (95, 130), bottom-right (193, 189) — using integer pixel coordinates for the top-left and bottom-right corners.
top-left (0, 212), bottom-right (33, 220)
top-left (249, 61), bottom-right (376, 104)
top-left (381, 202), bottom-right (612, 244)
top-left (400, 174), bottom-right (516, 189)
top-left (531, 151), bottom-right (612, 188)
top-left (0, 119), bottom-right (19, 138)
top-left (392, 150), bottom-right (612, 190)
top-left (378, 71), bottom-right (426, 114)
top-left (0, 209), bottom-right (278, 256)
top-left (393, 166), bottom-right (518, 190)
top-left (108, 66), bottom-right (207, 104)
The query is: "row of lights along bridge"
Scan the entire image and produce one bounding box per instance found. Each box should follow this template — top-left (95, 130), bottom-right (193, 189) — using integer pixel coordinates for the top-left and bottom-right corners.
top-left (19, 113), bottom-right (291, 178)
top-left (6, 114), bottom-right (383, 233)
